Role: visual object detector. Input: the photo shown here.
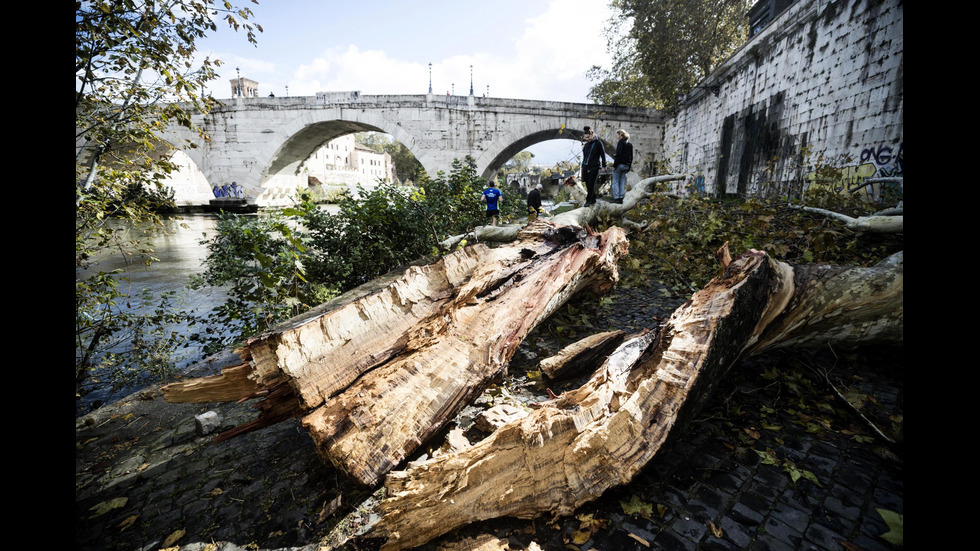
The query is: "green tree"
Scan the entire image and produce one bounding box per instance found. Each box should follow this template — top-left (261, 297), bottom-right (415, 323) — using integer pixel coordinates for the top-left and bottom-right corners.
top-left (75, 0), bottom-right (260, 399)
top-left (194, 156), bottom-right (523, 352)
top-left (587, 0), bottom-right (750, 113)
top-left (503, 151), bottom-right (535, 175)
top-left (355, 132), bottom-right (426, 184)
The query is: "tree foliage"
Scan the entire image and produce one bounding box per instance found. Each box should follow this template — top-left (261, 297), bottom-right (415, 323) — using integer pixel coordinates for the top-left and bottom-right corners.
top-left (194, 157), bottom-right (524, 352)
top-left (75, 0), bottom-right (260, 400)
top-left (588, 0), bottom-right (751, 113)
top-left (354, 132), bottom-right (426, 184)
top-left (502, 151), bottom-right (535, 175)
top-left (610, 189), bottom-right (904, 296)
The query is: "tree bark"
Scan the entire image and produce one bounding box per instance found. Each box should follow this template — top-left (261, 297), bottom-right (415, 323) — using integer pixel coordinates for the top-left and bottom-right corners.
top-left (372, 249), bottom-right (903, 550)
top-left (163, 219), bottom-right (630, 487)
top-left (538, 329), bottom-right (626, 380)
top-left (790, 204), bottom-right (904, 233)
top-left (439, 174), bottom-right (687, 249)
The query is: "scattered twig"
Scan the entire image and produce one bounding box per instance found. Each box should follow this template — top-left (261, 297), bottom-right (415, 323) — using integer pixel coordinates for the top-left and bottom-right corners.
top-left (808, 344), bottom-right (896, 445)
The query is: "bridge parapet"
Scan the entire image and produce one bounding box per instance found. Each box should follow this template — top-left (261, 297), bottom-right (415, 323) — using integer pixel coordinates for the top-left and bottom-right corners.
top-left (211, 92), bottom-right (662, 122)
top-left (166, 93), bottom-right (665, 207)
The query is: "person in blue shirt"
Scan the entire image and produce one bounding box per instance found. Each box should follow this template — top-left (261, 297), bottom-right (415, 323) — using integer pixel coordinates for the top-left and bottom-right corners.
top-left (481, 185), bottom-right (502, 226)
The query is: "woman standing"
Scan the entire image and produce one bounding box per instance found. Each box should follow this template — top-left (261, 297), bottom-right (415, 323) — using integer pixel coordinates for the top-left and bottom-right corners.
top-left (611, 129), bottom-right (633, 204)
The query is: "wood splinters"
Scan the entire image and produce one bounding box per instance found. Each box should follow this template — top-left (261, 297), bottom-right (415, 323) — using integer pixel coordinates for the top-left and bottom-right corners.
top-left (715, 241), bottom-right (732, 270)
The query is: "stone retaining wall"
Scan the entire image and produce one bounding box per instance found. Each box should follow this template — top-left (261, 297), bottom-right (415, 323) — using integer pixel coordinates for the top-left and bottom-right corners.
top-left (663, 0), bottom-right (903, 201)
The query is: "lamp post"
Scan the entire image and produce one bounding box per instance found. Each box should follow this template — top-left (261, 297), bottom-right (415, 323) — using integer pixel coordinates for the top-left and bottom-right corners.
top-left (428, 62), bottom-right (432, 94)
top-left (469, 65), bottom-right (474, 96)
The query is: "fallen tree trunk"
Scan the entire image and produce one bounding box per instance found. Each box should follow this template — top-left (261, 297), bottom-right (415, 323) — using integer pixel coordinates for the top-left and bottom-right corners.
top-left (163, 219), bottom-right (630, 487)
top-left (373, 248), bottom-right (903, 550)
top-left (439, 174), bottom-right (687, 249)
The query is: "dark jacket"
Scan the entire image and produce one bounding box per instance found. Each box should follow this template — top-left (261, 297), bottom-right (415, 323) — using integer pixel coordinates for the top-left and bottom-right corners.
top-left (582, 138), bottom-right (607, 170)
top-left (614, 139), bottom-right (634, 168)
top-left (527, 188), bottom-right (542, 210)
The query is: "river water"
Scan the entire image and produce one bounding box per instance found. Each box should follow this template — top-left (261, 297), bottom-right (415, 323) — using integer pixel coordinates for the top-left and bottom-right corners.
top-left (76, 213), bottom-right (231, 413)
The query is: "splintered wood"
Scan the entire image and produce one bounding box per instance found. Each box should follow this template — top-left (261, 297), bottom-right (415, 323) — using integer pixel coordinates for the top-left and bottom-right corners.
top-left (372, 251), bottom-right (903, 550)
top-left (163, 219), bottom-right (629, 487)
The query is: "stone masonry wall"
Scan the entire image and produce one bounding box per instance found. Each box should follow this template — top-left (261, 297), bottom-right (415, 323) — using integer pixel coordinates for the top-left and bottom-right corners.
top-left (662, 0), bottom-right (903, 200)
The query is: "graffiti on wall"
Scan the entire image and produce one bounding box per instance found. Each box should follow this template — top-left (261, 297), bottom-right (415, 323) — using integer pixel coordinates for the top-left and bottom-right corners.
top-left (806, 142), bottom-right (903, 203)
top-left (687, 174), bottom-right (706, 195)
top-left (860, 143), bottom-right (903, 178)
top-left (213, 182), bottom-right (247, 198)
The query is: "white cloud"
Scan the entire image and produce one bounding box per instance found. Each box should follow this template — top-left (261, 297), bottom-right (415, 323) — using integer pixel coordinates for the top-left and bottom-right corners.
top-left (277, 0), bottom-right (613, 102)
top-left (290, 45), bottom-right (428, 96)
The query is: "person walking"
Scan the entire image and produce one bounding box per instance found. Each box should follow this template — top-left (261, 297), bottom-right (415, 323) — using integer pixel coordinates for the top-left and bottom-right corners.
top-left (611, 129), bottom-right (634, 204)
top-left (580, 126), bottom-right (607, 206)
top-left (526, 183), bottom-right (543, 220)
top-left (481, 183), bottom-right (502, 226)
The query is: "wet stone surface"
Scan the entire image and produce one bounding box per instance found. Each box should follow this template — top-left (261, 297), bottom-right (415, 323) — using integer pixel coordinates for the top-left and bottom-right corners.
top-left (76, 276), bottom-right (903, 551)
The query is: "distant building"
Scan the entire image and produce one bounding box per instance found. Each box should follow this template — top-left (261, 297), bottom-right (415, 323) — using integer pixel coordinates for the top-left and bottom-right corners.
top-left (300, 134), bottom-right (396, 196)
top-left (229, 76), bottom-right (259, 98)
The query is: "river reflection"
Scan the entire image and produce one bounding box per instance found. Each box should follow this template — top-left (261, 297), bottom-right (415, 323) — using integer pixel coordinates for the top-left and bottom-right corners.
top-left (76, 213), bottom-right (231, 413)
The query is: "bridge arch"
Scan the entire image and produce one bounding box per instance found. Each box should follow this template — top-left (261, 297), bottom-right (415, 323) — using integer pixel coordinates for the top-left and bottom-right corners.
top-left (166, 94), bottom-right (663, 207)
top-left (250, 112), bottom-right (426, 205)
top-left (477, 128), bottom-right (593, 181)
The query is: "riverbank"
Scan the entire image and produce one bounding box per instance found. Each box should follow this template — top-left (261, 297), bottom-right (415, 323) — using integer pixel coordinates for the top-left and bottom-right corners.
top-left (76, 276), bottom-right (903, 551)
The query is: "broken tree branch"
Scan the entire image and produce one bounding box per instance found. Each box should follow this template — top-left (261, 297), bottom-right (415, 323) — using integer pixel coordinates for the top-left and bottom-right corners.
top-left (439, 174), bottom-right (687, 250)
top-left (164, 219), bottom-right (630, 487)
top-left (372, 249), bottom-right (903, 550)
top-left (789, 204), bottom-right (904, 233)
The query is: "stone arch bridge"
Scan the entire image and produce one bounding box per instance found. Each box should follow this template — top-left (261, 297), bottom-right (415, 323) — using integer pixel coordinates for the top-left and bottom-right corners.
top-left (162, 92), bottom-right (665, 207)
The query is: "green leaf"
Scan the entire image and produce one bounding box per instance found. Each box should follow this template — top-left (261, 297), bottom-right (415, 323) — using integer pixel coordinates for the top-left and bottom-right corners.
top-left (571, 529), bottom-right (591, 544)
top-left (876, 509), bottom-right (903, 545)
top-left (801, 469), bottom-right (821, 486)
top-left (620, 495), bottom-right (654, 518)
top-left (754, 449), bottom-right (779, 466)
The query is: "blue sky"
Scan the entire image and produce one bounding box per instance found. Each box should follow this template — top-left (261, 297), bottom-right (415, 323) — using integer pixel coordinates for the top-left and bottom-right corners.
top-left (197, 0), bottom-right (617, 164)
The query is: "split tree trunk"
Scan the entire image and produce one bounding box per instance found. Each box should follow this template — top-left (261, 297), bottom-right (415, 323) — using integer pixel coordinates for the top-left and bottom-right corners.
top-left (163, 219), bottom-right (630, 487)
top-left (372, 248), bottom-right (903, 550)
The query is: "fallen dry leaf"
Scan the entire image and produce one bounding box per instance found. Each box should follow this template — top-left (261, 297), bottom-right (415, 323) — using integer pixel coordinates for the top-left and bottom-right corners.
top-left (627, 532), bottom-right (650, 547)
top-left (162, 528), bottom-right (185, 547)
top-left (116, 515), bottom-right (138, 531)
top-left (317, 494), bottom-right (343, 524)
top-left (89, 497), bottom-right (128, 518)
top-left (709, 520), bottom-right (723, 538)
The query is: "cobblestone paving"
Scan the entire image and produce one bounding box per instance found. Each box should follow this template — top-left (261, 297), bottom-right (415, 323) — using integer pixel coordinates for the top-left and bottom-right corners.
top-left (76, 280), bottom-right (903, 551)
